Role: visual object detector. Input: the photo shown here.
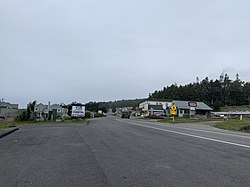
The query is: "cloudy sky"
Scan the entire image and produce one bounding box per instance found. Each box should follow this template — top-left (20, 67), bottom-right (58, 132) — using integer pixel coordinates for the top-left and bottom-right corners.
top-left (1, 0), bottom-right (250, 108)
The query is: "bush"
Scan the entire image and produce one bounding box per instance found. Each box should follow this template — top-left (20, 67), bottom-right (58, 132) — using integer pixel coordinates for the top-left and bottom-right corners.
top-left (94, 113), bottom-right (106, 118)
top-left (16, 111), bottom-right (28, 121)
top-left (240, 125), bottom-right (250, 132)
top-left (85, 112), bottom-right (91, 118)
top-left (62, 114), bottom-right (71, 120)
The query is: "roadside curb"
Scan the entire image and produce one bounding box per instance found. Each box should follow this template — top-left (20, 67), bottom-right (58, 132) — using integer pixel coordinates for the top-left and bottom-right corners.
top-left (0, 128), bottom-right (19, 139)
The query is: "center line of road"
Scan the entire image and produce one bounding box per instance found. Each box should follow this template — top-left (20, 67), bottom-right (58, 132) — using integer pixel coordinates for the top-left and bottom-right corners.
top-left (115, 119), bottom-right (250, 149)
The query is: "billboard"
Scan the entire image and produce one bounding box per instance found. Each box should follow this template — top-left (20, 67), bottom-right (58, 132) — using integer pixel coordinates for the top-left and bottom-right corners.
top-left (71, 104), bottom-right (85, 118)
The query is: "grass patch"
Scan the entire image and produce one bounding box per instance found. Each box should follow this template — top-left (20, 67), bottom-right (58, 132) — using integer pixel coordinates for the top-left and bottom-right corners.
top-left (0, 119), bottom-right (86, 128)
top-left (220, 105), bottom-right (250, 112)
top-left (160, 117), bottom-right (215, 123)
top-left (62, 119), bottom-right (86, 124)
top-left (214, 119), bottom-right (250, 132)
top-left (0, 124), bottom-right (17, 129)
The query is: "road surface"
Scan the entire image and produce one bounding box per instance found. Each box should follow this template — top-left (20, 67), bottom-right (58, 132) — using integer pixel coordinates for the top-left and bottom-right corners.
top-left (1, 117), bottom-right (250, 186)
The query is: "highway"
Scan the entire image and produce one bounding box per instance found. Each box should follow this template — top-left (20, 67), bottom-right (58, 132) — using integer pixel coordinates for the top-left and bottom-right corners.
top-left (1, 117), bottom-right (250, 186)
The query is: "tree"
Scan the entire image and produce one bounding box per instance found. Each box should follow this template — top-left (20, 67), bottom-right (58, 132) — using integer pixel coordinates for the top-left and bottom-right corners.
top-left (149, 73), bottom-right (249, 109)
top-left (26, 100), bottom-right (37, 120)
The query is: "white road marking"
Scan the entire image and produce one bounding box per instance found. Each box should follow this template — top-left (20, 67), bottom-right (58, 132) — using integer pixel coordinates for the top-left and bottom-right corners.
top-left (156, 123), bottom-right (250, 139)
top-left (115, 119), bottom-right (250, 149)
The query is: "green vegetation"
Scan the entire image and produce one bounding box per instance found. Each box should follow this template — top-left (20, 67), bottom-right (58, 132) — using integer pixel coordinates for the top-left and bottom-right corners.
top-left (62, 119), bottom-right (86, 124)
top-left (220, 105), bottom-right (250, 112)
top-left (86, 98), bottom-right (146, 112)
top-left (214, 119), bottom-right (250, 132)
top-left (15, 100), bottom-right (37, 121)
top-left (149, 73), bottom-right (250, 111)
top-left (160, 117), bottom-right (216, 123)
top-left (1, 119), bottom-right (86, 129)
top-left (0, 123), bottom-right (17, 129)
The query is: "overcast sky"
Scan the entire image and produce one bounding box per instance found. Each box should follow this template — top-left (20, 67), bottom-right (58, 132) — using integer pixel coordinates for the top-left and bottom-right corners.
top-left (1, 0), bottom-right (250, 108)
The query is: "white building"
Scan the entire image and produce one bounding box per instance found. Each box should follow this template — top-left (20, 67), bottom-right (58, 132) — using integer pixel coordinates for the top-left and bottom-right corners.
top-left (139, 100), bottom-right (172, 116)
top-left (139, 99), bottom-right (213, 117)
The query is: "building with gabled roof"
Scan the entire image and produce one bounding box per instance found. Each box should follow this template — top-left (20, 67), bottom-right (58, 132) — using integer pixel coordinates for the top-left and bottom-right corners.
top-left (172, 100), bottom-right (212, 117)
top-left (139, 99), bottom-right (213, 117)
top-left (34, 102), bottom-right (68, 120)
top-left (0, 101), bottom-right (19, 122)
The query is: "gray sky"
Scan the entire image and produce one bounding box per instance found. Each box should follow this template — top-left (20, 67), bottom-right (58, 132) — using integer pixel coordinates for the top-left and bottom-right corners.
top-left (1, 0), bottom-right (250, 108)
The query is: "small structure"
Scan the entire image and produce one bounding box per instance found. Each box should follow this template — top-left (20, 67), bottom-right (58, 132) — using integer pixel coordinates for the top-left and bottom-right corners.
top-left (139, 99), bottom-right (172, 116)
top-left (139, 99), bottom-right (213, 118)
top-left (173, 100), bottom-right (212, 118)
top-left (0, 101), bottom-right (19, 122)
top-left (34, 102), bottom-right (68, 120)
top-left (34, 103), bottom-right (47, 120)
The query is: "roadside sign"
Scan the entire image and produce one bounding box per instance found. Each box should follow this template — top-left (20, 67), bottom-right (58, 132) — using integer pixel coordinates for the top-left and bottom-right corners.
top-left (171, 111), bottom-right (177, 115)
top-left (171, 105), bottom-right (177, 111)
top-left (171, 105), bottom-right (177, 115)
top-left (188, 101), bottom-right (197, 107)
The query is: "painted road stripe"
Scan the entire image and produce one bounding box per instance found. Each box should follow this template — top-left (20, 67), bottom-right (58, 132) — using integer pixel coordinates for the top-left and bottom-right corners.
top-left (116, 119), bottom-right (250, 149)
top-left (163, 125), bottom-right (250, 139)
top-left (132, 120), bottom-right (250, 139)
top-left (150, 123), bottom-right (250, 139)
top-left (125, 119), bottom-right (250, 139)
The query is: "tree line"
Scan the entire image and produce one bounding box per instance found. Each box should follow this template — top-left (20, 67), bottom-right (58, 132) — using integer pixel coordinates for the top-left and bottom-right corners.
top-left (85, 99), bottom-right (146, 113)
top-left (149, 73), bottom-right (250, 111)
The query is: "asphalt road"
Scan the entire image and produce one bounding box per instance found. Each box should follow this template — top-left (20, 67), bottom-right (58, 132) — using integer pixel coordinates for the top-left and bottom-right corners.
top-left (1, 118), bottom-right (250, 187)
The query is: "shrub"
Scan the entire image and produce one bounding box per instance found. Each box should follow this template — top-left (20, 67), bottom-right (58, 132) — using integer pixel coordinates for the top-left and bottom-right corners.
top-left (85, 111), bottom-right (91, 118)
top-left (240, 125), bottom-right (250, 132)
top-left (16, 111), bottom-right (28, 121)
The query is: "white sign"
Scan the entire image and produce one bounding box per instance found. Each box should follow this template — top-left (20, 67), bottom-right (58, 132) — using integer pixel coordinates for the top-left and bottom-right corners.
top-left (72, 105), bottom-right (85, 118)
top-left (190, 107), bottom-right (196, 111)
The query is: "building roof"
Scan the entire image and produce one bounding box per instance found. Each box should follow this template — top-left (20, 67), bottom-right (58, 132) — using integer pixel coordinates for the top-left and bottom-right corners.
top-left (144, 99), bottom-right (173, 102)
top-left (0, 102), bottom-right (18, 109)
top-left (36, 103), bottom-right (47, 109)
top-left (173, 100), bottom-right (213, 111)
top-left (148, 105), bottom-right (164, 111)
top-left (50, 104), bottom-right (62, 110)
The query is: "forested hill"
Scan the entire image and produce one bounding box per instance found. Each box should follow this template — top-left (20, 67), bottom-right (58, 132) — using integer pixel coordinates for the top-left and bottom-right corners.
top-left (149, 73), bottom-right (250, 111)
top-left (85, 98), bottom-right (146, 113)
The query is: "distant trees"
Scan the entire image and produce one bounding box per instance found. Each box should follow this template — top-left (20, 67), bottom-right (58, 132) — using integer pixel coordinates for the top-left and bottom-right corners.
top-left (85, 99), bottom-right (145, 113)
top-left (149, 73), bottom-right (250, 111)
top-left (85, 73), bottom-right (250, 113)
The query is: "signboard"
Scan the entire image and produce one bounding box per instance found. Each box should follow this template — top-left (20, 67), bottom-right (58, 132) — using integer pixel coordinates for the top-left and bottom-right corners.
top-left (190, 107), bottom-right (196, 111)
top-left (71, 105), bottom-right (85, 118)
top-left (153, 111), bottom-right (165, 115)
top-left (188, 101), bottom-right (197, 107)
top-left (171, 111), bottom-right (177, 115)
top-left (171, 105), bottom-right (177, 111)
top-left (171, 105), bottom-right (177, 115)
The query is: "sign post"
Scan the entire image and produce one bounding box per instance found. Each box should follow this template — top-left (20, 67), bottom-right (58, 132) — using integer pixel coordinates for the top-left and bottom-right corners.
top-left (171, 104), bottom-right (177, 123)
